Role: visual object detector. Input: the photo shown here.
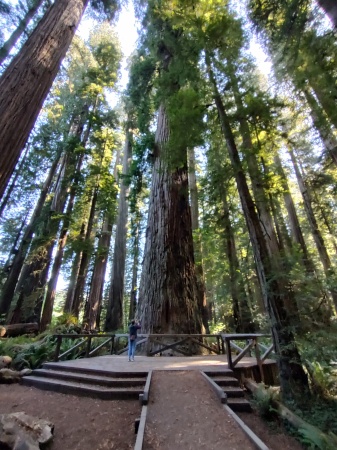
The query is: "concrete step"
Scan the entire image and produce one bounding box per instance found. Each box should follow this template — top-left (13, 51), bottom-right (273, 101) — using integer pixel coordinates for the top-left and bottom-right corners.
top-left (210, 376), bottom-right (239, 387)
top-left (21, 376), bottom-right (143, 400)
top-left (227, 397), bottom-right (252, 413)
top-left (32, 369), bottom-right (146, 387)
top-left (43, 362), bottom-right (147, 378)
top-left (222, 386), bottom-right (245, 398)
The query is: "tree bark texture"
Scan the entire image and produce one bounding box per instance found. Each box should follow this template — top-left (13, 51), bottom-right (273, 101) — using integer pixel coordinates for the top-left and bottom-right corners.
top-left (105, 129), bottom-right (132, 331)
top-left (188, 147), bottom-right (209, 333)
top-left (138, 104), bottom-right (203, 335)
top-left (0, 0), bottom-right (88, 199)
top-left (206, 52), bottom-right (308, 398)
top-left (85, 214), bottom-right (112, 330)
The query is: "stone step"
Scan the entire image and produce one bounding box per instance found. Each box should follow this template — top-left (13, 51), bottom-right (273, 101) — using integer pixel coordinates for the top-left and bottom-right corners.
top-left (210, 376), bottom-right (239, 387)
top-left (32, 369), bottom-right (146, 387)
top-left (21, 376), bottom-right (143, 400)
top-left (226, 397), bottom-right (252, 413)
top-left (43, 362), bottom-right (147, 378)
top-left (222, 386), bottom-right (245, 398)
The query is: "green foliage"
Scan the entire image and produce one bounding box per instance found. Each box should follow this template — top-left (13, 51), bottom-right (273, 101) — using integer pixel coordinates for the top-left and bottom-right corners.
top-left (252, 383), bottom-right (279, 418)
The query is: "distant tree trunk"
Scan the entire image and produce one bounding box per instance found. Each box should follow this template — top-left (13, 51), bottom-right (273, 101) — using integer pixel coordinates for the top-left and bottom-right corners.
top-left (303, 88), bottom-right (337, 167)
top-left (138, 104), bottom-right (203, 335)
top-left (0, 152), bottom-right (61, 316)
top-left (0, 0), bottom-right (88, 199)
top-left (105, 127), bottom-right (132, 331)
top-left (206, 52), bottom-right (308, 399)
top-left (317, 0), bottom-right (337, 28)
top-left (188, 147), bottom-right (209, 333)
top-left (84, 214), bottom-right (112, 330)
top-left (0, 145), bottom-right (30, 218)
top-left (71, 188), bottom-right (98, 318)
top-left (230, 67), bottom-right (300, 322)
top-left (0, 0), bottom-right (45, 66)
top-left (63, 222), bottom-right (85, 313)
top-left (288, 146), bottom-right (337, 311)
top-left (128, 218), bottom-right (140, 322)
top-left (274, 153), bottom-right (315, 273)
top-left (220, 185), bottom-right (255, 333)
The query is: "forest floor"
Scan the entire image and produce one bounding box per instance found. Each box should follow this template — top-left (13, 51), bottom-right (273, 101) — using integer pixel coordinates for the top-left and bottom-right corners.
top-left (0, 378), bottom-right (305, 450)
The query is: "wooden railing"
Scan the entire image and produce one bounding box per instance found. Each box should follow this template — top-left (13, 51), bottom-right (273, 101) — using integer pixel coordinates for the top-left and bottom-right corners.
top-left (221, 333), bottom-right (274, 381)
top-left (53, 333), bottom-right (115, 362)
top-left (53, 332), bottom-right (274, 376)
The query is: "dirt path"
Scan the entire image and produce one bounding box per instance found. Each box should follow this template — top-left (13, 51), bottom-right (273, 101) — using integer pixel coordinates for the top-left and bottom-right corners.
top-left (143, 371), bottom-right (255, 450)
top-left (0, 384), bottom-right (140, 449)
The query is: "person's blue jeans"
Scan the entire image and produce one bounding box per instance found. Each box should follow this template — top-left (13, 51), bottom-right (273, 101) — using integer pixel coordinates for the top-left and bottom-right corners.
top-left (128, 338), bottom-right (136, 360)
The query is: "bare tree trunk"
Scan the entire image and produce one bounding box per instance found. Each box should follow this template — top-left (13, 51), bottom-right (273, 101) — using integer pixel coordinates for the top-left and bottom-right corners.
top-left (303, 88), bottom-right (337, 167)
top-left (288, 146), bottom-right (337, 311)
top-left (105, 127), bottom-right (132, 331)
top-left (0, 0), bottom-right (45, 66)
top-left (206, 52), bottom-right (308, 399)
top-left (139, 104), bottom-right (203, 335)
top-left (128, 217), bottom-right (140, 322)
top-left (0, 145), bottom-right (30, 218)
top-left (0, 152), bottom-right (61, 316)
top-left (274, 153), bottom-right (315, 273)
top-left (71, 188), bottom-right (97, 318)
top-left (84, 214), bottom-right (112, 330)
top-left (188, 147), bottom-right (209, 333)
top-left (63, 223), bottom-right (85, 313)
top-left (0, 0), bottom-right (88, 199)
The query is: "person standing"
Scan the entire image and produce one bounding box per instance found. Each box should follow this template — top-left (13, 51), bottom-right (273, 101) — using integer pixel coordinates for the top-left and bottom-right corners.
top-left (128, 320), bottom-right (141, 361)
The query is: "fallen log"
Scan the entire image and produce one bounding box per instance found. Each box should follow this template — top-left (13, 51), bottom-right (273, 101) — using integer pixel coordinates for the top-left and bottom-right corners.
top-left (0, 323), bottom-right (39, 338)
top-left (244, 378), bottom-right (337, 450)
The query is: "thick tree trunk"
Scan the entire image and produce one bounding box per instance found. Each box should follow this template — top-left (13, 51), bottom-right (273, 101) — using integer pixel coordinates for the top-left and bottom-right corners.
top-left (188, 147), bottom-right (209, 333)
top-left (206, 52), bottom-right (308, 399)
top-left (0, 0), bottom-right (88, 199)
top-left (105, 128), bottom-right (132, 331)
top-left (317, 0), bottom-right (337, 28)
top-left (0, 153), bottom-right (61, 316)
top-left (138, 104), bottom-right (203, 335)
top-left (84, 214), bottom-right (112, 330)
top-left (0, 0), bottom-right (45, 66)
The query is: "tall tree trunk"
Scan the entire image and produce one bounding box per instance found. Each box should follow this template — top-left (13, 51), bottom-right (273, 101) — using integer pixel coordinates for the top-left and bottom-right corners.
top-left (0, 152), bottom-right (61, 316)
top-left (188, 147), bottom-right (209, 333)
top-left (0, 0), bottom-right (88, 199)
top-left (288, 146), bottom-right (337, 311)
top-left (71, 188), bottom-right (98, 318)
top-left (303, 88), bottom-right (337, 167)
top-left (206, 52), bottom-right (308, 399)
top-left (128, 217), bottom-right (140, 322)
top-left (84, 214), bottom-right (112, 330)
top-left (105, 127), bottom-right (132, 331)
top-left (138, 104), bottom-right (203, 335)
top-left (0, 0), bottom-right (45, 66)
top-left (0, 145), bottom-right (30, 218)
top-left (63, 222), bottom-right (85, 313)
top-left (317, 0), bottom-right (337, 28)
top-left (274, 153), bottom-right (315, 273)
